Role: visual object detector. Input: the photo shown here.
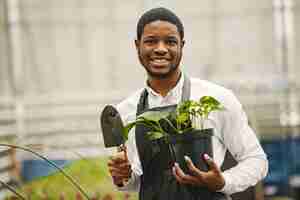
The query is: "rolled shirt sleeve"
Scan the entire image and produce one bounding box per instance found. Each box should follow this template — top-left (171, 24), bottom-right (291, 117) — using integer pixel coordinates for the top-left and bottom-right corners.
top-left (219, 91), bottom-right (268, 194)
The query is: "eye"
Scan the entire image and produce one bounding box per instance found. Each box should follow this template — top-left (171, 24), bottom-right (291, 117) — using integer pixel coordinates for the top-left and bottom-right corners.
top-left (166, 39), bottom-right (178, 46)
top-left (144, 39), bottom-right (156, 45)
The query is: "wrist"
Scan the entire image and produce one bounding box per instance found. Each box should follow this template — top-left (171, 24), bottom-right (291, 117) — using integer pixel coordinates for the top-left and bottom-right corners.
top-left (215, 179), bottom-right (225, 191)
top-left (112, 176), bottom-right (124, 187)
top-left (116, 182), bottom-right (124, 187)
top-left (216, 173), bottom-right (228, 193)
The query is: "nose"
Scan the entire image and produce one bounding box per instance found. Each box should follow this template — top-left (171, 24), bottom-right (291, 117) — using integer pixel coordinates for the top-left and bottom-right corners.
top-left (154, 41), bottom-right (167, 54)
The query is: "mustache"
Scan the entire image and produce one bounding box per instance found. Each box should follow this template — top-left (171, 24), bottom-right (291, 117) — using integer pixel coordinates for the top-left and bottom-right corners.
top-left (137, 50), bottom-right (182, 79)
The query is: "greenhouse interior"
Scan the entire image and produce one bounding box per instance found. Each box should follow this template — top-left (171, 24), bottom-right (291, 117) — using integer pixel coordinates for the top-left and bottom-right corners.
top-left (0, 0), bottom-right (300, 200)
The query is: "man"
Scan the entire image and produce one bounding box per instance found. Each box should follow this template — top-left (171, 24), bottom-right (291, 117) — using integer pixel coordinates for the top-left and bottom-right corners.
top-left (107, 7), bottom-right (268, 200)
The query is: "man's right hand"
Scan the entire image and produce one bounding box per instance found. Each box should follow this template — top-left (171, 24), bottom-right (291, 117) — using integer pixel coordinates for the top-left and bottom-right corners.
top-left (107, 150), bottom-right (132, 186)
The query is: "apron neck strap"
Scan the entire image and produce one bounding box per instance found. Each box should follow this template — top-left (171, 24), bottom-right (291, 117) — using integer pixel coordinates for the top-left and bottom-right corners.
top-left (137, 73), bottom-right (191, 116)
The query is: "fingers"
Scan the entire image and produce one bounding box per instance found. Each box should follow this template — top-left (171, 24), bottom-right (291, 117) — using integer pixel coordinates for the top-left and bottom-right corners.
top-left (184, 155), bottom-right (203, 177)
top-left (117, 144), bottom-right (127, 155)
top-left (201, 154), bottom-right (225, 191)
top-left (109, 168), bottom-right (131, 179)
top-left (108, 164), bottom-right (130, 186)
top-left (203, 154), bottom-right (220, 174)
top-left (108, 162), bottom-right (131, 174)
top-left (108, 162), bottom-right (131, 175)
top-left (172, 154), bottom-right (225, 191)
top-left (172, 162), bottom-right (200, 186)
top-left (109, 155), bottom-right (127, 164)
top-left (122, 145), bottom-right (129, 161)
top-left (107, 152), bottom-right (132, 185)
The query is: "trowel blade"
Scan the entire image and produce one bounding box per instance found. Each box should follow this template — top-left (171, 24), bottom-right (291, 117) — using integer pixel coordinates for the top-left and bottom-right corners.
top-left (100, 105), bottom-right (125, 148)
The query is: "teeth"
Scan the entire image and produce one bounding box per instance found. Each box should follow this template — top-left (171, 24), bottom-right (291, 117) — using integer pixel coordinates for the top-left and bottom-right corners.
top-left (153, 59), bottom-right (167, 63)
top-left (150, 58), bottom-right (169, 66)
top-left (153, 58), bottom-right (167, 60)
top-left (153, 58), bottom-right (167, 61)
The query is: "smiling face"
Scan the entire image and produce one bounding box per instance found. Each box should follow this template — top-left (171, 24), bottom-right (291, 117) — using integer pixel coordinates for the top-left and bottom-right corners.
top-left (135, 20), bottom-right (185, 79)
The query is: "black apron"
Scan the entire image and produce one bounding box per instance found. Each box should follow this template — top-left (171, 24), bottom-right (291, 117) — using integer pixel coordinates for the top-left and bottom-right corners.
top-left (135, 75), bottom-right (229, 200)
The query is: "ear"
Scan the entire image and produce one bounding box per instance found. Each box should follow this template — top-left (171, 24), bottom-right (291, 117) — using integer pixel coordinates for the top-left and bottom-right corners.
top-left (135, 39), bottom-right (140, 52)
top-left (181, 40), bottom-right (185, 49)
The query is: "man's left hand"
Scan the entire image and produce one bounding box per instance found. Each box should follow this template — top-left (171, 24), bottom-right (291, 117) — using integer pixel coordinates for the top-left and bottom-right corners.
top-left (172, 153), bottom-right (225, 191)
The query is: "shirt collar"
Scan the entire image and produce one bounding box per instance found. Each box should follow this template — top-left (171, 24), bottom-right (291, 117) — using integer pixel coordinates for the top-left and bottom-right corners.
top-left (145, 74), bottom-right (184, 99)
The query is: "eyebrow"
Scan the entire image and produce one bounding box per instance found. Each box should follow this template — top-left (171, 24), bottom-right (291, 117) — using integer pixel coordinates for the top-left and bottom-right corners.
top-left (165, 36), bottom-right (178, 40)
top-left (143, 35), bottom-right (179, 40)
top-left (143, 35), bottom-right (156, 39)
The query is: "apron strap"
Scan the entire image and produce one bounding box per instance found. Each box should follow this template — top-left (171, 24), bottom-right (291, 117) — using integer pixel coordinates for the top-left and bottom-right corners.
top-left (136, 73), bottom-right (191, 116)
top-left (181, 74), bottom-right (191, 102)
top-left (137, 88), bottom-right (149, 116)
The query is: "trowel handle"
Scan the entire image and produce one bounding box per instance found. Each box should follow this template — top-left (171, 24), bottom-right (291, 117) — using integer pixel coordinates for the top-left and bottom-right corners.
top-left (117, 143), bottom-right (126, 152)
top-left (117, 144), bottom-right (128, 161)
top-left (116, 144), bottom-right (130, 184)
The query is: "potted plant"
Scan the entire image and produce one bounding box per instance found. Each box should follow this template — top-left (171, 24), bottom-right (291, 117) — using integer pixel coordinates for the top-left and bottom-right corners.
top-left (123, 96), bottom-right (224, 173)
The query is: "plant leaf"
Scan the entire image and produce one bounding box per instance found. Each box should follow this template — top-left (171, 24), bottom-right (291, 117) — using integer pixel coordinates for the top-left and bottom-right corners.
top-left (199, 96), bottom-right (220, 106)
top-left (160, 117), bottom-right (180, 135)
top-left (122, 121), bottom-right (137, 141)
top-left (138, 110), bottom-right (170, 122)
top-left (146, 131), bottom-right (164, 140)
top-left (136, 116), bottom-right (162, 131)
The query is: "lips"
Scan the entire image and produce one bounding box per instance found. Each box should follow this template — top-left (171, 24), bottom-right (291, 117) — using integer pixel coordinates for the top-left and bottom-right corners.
top-left (150, 57), bottom-right (170, 67)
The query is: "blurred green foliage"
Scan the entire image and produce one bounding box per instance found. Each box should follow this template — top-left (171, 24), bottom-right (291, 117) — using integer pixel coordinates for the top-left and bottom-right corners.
top-left (5, 157), bottom-right (138, 200)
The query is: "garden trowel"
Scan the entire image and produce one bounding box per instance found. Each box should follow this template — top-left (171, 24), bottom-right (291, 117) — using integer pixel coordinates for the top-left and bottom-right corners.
top-left (100, 105), bottom-right (125, 148)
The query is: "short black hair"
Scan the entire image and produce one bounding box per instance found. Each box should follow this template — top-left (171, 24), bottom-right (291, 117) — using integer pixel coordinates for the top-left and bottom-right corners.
top-left (136, 7), bottom-right (184, 40)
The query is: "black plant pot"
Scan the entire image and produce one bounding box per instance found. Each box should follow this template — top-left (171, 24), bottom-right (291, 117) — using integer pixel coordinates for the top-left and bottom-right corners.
top-left (169, 128), bottom-right (214, 174)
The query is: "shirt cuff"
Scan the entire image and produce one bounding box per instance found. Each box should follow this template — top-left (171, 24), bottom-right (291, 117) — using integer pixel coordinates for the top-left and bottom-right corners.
top-left (116, 171), bottom-right (140, 192)
top-left (217, 172), bottom-right (232, 194)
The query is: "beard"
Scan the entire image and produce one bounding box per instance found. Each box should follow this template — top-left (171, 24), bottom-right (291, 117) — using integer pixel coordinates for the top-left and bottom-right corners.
top-left (144, 63), bottom-right (179, 79)
top-left (138, 51), bottom-right (182, 80)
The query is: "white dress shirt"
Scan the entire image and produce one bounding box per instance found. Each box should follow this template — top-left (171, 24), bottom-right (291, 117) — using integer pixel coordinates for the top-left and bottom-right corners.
top-left (116, 75), bottom-right (268, 195)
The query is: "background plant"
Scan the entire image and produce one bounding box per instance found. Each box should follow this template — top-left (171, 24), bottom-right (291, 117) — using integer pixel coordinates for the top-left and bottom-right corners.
top-left (3, 157), bottom-right (137, 200)
top-left (0, 143), bottom-right (92, 200)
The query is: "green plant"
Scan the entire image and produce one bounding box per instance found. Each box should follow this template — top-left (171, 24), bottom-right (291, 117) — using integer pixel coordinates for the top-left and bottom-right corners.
top-left (176, 96), bottom-right (224, 130)
top-left (122, 96), bottom-right (224, 141)
top-left (0, 144), bottom-right (92, 200)
top-left (4, 158), bottom-right (138, 200)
